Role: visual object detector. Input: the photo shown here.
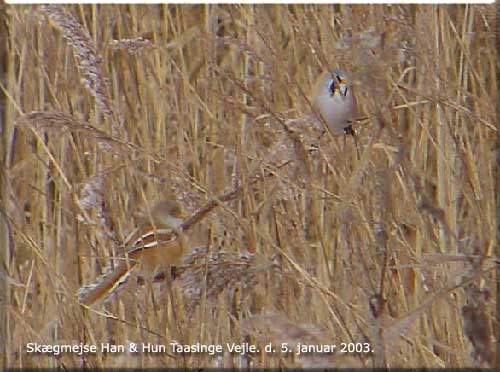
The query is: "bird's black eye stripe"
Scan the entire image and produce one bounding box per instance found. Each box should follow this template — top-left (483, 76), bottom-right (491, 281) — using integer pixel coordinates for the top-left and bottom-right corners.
top-left (329, 80), bottom-right (336, 95)
top-left (329, 73), bottom-right (345, 96)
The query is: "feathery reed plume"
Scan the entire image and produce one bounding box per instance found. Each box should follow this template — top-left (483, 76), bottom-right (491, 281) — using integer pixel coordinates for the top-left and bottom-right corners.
top-left (242, 313), bottom-right (328, 349)
top-left (40, 5), bottom-right (115, 121)
top-left (241, 314), bottom-right (348, 367)
top-left (17, 111), bottom-right (119, 150)
top-left (178, 247), bottom-right (275, 315)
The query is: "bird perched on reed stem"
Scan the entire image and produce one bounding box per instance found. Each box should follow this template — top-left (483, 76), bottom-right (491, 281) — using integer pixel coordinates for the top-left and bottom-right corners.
top-left (311, 69), bottom-right (357, 135)
top-left (78, 199), bottom-right (187, 305)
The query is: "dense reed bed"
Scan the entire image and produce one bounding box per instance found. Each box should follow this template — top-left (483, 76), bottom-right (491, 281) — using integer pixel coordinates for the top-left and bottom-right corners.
top-left (0, 4), bottom-right (497, 368)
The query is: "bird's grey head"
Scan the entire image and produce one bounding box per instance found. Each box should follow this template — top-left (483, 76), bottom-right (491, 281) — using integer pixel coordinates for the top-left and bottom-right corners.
top-left (324, 69), bottom-right (349, 98)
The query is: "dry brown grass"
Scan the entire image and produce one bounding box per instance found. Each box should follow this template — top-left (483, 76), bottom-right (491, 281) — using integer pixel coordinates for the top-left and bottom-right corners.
top-left (0, 4), bottom-right (497, 369)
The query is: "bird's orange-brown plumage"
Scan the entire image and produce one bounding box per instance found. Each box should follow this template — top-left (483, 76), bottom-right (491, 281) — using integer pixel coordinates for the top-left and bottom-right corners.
top-left (78, 200), bottom-right (186, 305)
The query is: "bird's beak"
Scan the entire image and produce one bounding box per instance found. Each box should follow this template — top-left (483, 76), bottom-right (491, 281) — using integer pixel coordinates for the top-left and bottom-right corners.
top-left (339, 83), bottom-right (348, 97)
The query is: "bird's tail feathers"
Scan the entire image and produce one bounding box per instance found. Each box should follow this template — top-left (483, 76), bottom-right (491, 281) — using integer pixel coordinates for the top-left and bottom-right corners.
top-left (77, 260), bottom-right (135, 305)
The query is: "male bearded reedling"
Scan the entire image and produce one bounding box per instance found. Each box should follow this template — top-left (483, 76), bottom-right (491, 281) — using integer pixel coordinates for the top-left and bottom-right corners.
top-left (311, 69), bottom-right (357, 135)
top-left (77, 200), bottom-right (187, 305)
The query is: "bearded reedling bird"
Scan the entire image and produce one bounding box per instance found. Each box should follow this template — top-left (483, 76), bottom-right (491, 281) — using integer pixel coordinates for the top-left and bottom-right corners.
top-left (311, 69), bottom-right (357, 135)
top-left (77, 200), bottom-right (187, 305)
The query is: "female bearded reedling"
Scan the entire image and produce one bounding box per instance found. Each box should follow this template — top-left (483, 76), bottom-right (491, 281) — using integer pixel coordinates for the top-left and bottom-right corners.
top-left (77, 200), bottom-right (187, 305)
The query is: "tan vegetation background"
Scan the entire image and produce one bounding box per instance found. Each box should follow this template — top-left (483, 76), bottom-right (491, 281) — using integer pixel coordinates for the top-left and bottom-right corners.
top-left (0, 4), bottom-right (497, 369)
